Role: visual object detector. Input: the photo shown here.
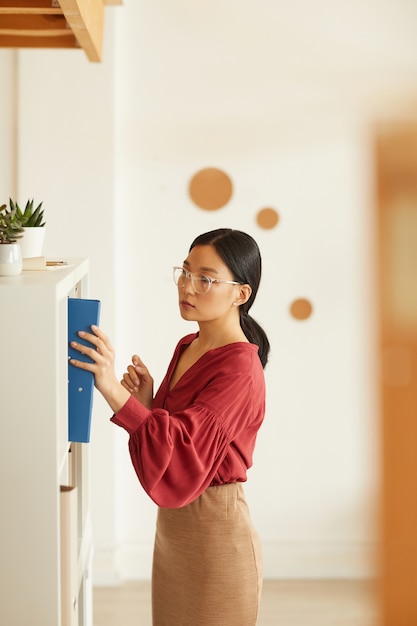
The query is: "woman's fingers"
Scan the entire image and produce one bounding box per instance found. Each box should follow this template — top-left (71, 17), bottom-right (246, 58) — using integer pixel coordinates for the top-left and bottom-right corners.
top-left (132, 355), bottom-right (152, 382)
top-left (127, 364), bottom-right (139, 385)
top-left (70, 339), bottom-right (92, 356)
top-left (120, 356), bottom-right (153, 397)
top-left (68, 350), bottom-right (95, 370)
top-left (75, 326), bottom-right (111, 351)
top-left (69, 326), bottom-right (108, 366)
top-left (69, 340), bottom-right (98, 370)
top-left (90, 324), bottom-right (109, 343)
top-left (121, 365), bottom-right (139, 392)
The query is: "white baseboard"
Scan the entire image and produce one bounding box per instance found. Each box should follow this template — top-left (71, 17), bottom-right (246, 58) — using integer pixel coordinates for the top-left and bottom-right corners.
top-left (261, 540), bottom-right (378, 579)
top-left (92, 542), bottom-right (153, 585)
top-left (92, 539), bottom-right (378, 585)
top-left (91, 545), bottom-right (122, 586)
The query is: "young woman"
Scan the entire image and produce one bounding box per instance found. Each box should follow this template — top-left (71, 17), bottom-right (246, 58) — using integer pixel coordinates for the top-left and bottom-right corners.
top-left (70, 228), bottom-right (270, 626)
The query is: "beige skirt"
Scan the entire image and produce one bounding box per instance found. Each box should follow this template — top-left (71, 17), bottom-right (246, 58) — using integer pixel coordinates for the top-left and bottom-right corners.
top-left (152, 482), bottom-right (263, 626)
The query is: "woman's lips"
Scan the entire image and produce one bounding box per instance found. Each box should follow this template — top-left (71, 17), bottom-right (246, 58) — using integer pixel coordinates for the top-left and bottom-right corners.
top-left (180, 300), bottom-right (194, 309)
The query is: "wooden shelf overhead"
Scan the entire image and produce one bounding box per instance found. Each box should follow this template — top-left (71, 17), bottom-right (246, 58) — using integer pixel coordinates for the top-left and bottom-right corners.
top-left (0, 0), bottom-right (121, 62)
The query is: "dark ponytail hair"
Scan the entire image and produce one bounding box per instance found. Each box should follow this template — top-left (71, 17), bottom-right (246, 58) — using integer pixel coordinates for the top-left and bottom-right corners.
top-left (190, 228), bottom-right (270, 368)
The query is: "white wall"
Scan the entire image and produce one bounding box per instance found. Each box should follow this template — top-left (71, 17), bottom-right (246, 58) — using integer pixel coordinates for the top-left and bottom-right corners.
top-left (2, 0), bottom-right (417, 583)
top-left (0, 52), bottom-right (17, 197)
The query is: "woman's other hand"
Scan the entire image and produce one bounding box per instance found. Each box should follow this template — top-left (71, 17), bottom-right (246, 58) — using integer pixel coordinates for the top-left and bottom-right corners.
top-left (121, 355), bottom-right (154, 409)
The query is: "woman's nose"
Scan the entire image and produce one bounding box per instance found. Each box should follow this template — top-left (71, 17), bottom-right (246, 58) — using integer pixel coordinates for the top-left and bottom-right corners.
top-left (183, 274), bottom-right (193, 291)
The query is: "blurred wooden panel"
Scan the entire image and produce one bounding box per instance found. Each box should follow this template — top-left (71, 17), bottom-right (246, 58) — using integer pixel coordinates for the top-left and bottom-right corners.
top-left (0, 0), bottom-right (121, 61)
top-left (376, 123), bottom-right (417, 626)
top-left (0, 14), bottom-right (67, 29)
top-left (0, 0), bottom-right (60, 10)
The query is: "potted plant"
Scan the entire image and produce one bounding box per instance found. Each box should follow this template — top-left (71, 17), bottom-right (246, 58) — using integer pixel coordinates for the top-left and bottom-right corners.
top-left (10, 198), bottom-right (46, 259)
top-left (0, 203), bottom-right (24, 276)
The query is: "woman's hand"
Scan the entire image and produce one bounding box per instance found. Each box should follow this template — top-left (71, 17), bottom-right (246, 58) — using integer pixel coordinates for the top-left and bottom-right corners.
top-left (69, 325), bottom-right (130, 414)
top-left (121, 355), bottom-right (154, 410)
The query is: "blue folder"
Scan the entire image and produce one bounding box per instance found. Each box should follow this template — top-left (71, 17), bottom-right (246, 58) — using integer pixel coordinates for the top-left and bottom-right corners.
top-left (67, 297), bottom-right (101, 443)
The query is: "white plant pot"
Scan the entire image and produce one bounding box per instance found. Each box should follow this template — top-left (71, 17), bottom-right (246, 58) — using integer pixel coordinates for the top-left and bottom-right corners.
top-left (20, 227), bottom-right (46, 259)
top-left (0, 243), bottom-right (23, 276)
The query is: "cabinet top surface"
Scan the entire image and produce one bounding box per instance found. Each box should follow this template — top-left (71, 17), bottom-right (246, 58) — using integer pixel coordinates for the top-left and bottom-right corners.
top-left (0, 258), bottom-right (89, 291)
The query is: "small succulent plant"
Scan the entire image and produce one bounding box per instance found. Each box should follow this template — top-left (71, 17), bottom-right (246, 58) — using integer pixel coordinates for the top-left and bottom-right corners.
top-left (11, 198), bottom-right (45, 228)
top-left (0, 203), bottom-right (24, 243)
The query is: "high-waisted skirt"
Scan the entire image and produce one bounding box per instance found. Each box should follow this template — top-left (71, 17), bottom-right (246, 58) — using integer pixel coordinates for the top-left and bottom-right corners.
top-left (151, 482), bottom-right (263, 626)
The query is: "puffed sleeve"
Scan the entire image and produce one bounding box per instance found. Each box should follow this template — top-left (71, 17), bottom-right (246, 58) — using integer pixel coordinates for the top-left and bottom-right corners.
top-left (111, 343), bottom-right (265, 508)
top-left (111, 396), bottom-right (230, 507)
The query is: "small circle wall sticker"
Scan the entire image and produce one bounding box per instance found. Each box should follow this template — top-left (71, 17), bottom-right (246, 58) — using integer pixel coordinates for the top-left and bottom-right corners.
top-left (256, 207), bottom-right (279, 229)
top-left (289, 298), bottom-right (313, 321)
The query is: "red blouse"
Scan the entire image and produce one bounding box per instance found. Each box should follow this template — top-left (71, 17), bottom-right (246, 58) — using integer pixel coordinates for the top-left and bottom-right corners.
top-left (111, 333), bottom-right (266, 508)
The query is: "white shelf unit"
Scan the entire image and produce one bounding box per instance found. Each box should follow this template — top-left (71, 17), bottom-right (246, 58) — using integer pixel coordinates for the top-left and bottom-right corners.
top-left (0, 259), bottom-right (93, 626)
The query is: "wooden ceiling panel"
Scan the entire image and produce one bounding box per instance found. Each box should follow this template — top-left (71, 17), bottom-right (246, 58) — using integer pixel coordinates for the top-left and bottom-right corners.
top-left (0, 0), bottom-right (121, 61)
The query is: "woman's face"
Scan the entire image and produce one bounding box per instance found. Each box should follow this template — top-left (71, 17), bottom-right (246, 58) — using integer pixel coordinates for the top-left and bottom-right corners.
top-left (177, 244), bottom-right (241, 323)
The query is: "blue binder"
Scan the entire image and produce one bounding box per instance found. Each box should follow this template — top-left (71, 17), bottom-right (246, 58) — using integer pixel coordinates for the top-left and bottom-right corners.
top-left (67, 297), bottom-right (101, 443)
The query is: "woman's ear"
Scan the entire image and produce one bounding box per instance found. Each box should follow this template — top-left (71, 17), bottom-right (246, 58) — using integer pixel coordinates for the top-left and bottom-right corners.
top-left (234, 284), bottom-right (252, 307)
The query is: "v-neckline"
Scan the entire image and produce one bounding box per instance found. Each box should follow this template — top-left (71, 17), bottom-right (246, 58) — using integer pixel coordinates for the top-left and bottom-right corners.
top-left (167, 338), bottom-right (252, 392)
top-left (168, 341), bottom-right (205, 392)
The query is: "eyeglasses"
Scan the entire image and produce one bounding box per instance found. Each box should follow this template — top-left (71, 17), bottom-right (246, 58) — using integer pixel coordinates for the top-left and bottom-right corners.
top-left (173, 266), bottom-right (241, 295)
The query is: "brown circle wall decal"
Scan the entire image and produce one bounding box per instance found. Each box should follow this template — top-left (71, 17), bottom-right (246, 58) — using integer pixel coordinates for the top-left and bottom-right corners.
top-left (256, 207), bottom-right (279, 229)
top-left (290, 298), bottom-right (313, 320)
top-left (189, 167), bottom-right (233, 210)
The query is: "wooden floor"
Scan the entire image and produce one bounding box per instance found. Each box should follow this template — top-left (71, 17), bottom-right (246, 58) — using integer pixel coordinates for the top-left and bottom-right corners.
top-left (93, 579), bottom-right (379, 626)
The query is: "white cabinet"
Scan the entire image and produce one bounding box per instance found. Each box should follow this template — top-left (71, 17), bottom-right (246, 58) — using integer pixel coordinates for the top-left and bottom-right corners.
top-left (0, 259), bottom-right (93, 626)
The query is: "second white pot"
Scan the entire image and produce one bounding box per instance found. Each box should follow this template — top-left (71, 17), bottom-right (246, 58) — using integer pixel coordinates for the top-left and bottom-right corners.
top-left (20, 227), bottom-right (46, 259)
